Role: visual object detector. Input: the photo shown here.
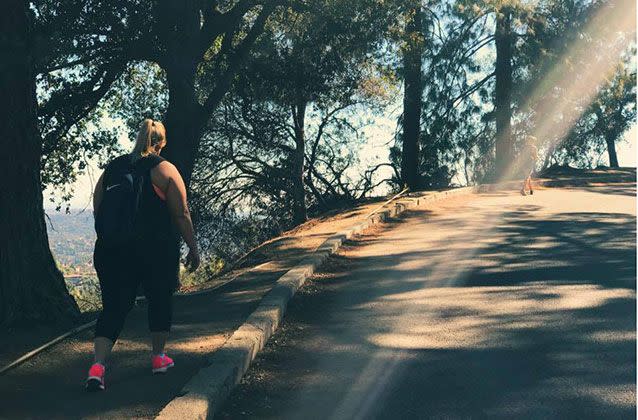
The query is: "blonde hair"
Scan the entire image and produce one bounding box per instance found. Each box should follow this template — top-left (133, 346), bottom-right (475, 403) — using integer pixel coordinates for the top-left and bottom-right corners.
top-left (131, 119), bottom-right (166, 161)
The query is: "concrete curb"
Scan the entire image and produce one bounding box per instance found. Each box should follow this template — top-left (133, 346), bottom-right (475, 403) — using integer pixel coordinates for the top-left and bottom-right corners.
top-left (156, 186), bottom-right (479, 419)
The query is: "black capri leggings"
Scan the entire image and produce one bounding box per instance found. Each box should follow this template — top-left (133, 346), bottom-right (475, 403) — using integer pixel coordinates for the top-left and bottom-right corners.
top-left (94, 238), bottom-right (180, 342)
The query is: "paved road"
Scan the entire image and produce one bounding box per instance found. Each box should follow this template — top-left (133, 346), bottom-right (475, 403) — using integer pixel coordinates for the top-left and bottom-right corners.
top-left (219, 183), bottom-right (636, 419)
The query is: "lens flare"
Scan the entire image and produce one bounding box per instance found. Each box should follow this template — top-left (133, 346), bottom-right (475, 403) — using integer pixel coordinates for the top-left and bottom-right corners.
top-left (504, 0), bottom-right (636, 181)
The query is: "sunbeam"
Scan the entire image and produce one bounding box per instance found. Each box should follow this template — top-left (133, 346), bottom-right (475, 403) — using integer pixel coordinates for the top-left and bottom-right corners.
top-left (505, 0), bottom-right (636, 181)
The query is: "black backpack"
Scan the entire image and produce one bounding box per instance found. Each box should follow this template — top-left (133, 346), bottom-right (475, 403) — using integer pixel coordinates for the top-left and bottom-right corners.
top-left (95, 156), bottom-right (146, 246)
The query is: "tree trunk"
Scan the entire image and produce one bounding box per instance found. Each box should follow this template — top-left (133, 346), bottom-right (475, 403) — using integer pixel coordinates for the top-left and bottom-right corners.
top-left (156, 1), bottom-right (272, 189)
top-left (156, 1), bottom-right (203, 187)
top-left (291, 101), bottom-right (308, 225)
top-left (401, 4), bottom-right (423, 191)
top-left (606, 135), bottom-right (619, 167)
top-left (162, 66), bottom-right (203, 187)
top-left (0, 0), bottom-right (80, 326)
top-left (494, 7), bottom-right (513, 180)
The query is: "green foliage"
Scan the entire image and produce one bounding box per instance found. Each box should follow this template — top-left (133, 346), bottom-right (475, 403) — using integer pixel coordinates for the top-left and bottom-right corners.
top-left (179, 257), bottom-right (226, 289)
top-left (68, 278), bottom-right (102, 313)
top-left (104, 63), bottom-right (169, 137)
top-left (425, 0), bottom-right (637, 180)
top-left (39, 61), bottom-right (167, 210)
top-left (191, 0), bottom-right (399, 256)
top-left (510, 0), bottom-right (635, 169)
top-left (33, 0), bottom-right (154, 207)
top-left (554, 63), bottom-right (636, 167)
top-left (390, 1), bottom-right (494, 186)
top-left (33, 0), bottom-right (276, 206)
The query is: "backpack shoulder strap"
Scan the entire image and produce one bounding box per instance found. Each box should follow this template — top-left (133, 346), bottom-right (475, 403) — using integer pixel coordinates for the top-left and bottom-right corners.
top-left (102, 155), bottom-right (134, 191)
top-left (142, 154), bottom-right (165, 169)
top-left (134, 155), bottom-right (166, 176)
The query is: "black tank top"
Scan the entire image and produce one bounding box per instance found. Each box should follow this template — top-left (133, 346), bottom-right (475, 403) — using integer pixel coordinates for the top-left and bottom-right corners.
top-left (136, 155), bottom-right (177, 243)
top-left (105, 154), bottom-right (177, 243)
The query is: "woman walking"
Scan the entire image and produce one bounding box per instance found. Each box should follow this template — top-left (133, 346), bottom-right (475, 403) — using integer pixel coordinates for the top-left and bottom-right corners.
top-left (521, 136), bottom-right (539, 196)
top-left (86, 119), bottom-right (200, 391)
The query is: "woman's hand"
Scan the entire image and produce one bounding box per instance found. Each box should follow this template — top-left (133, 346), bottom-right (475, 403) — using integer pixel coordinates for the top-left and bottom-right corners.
top-left (185, 248), bottom-right (201, 272)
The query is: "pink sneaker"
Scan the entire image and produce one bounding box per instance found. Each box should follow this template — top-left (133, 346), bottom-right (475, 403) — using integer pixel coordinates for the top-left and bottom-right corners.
top-left (86, 363), bottom-right (105, 391)
top-left (152, 354), bottom-right (174, 374)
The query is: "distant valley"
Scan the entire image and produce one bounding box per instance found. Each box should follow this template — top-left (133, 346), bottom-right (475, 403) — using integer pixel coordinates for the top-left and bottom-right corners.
top-left (46, 210), bottom-right (96, 275)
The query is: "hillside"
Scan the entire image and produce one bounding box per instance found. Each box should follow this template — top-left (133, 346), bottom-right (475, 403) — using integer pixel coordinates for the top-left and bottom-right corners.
top-left (46, 211), bottom-right (96, 274)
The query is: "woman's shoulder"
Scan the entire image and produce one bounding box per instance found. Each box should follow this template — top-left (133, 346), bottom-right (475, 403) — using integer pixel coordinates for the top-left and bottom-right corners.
top-left (151, 158), bottom-right (178, 175)
top-left (149, 157), bottom-right (179, 184)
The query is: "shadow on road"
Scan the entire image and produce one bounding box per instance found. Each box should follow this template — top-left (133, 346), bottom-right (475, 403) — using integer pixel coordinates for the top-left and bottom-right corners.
top-left (219, 190), bottom-right (636, 419)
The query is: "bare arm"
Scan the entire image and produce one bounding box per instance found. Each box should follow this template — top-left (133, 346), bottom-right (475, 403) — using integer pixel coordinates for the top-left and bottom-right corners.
top-left (152, 161), bottom-right (200, 269)
top-left (93, 172), bottom-right (105, 217)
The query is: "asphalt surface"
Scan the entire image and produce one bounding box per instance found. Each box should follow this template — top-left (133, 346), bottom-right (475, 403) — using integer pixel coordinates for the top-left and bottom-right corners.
top-left (218, 183), bottom-right (636, 419)
top-left (0, 261), bottom-right (293, 419)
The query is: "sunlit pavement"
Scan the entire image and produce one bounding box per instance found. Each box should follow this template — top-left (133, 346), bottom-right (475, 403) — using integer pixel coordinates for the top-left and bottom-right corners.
top-left (219, 182), bottom-right (636, 419)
